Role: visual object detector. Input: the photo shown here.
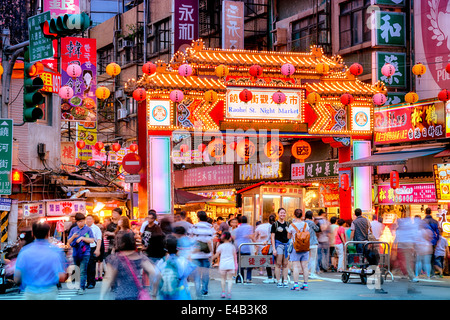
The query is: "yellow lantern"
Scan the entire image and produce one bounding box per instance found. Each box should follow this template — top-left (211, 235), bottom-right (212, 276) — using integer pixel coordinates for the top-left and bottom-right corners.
top-left (106, 62), bottom-right (121, 77)
top-left (315, 63), bottom-right (330, 74)
top-left (204, 90), bottom-right (218, 103)
top-left (412, 63), bottom-right (426, 77)
top-left (306, 92), bottom-right (321, 105)
top-left (95, 86), bottom-right (111, 100)
top-left (215, 64), bottom-right (229, 78)
top-left (404, 92), bottom-right (419, 104)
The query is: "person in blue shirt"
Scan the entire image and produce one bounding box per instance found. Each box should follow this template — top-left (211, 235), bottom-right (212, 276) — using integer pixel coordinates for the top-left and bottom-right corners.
top-left (234, 215), bottom-right (255, 283)
top-left (14, 222), bottom-right (67, 300)
top-left (68, 212), bottom-right (94, 294)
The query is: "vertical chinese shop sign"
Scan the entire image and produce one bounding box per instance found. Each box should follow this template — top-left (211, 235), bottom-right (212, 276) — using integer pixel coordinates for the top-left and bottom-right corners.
top-left (0, 120), bottom-right (13, 195)
top-left (61, 37), bottom-right (97, 124)
top-left (43, 0), bottom-right (80, 19)
top-left (173, 0), bottom-right (199, 53)
top-left (222, 1), bottom-right (244, 50)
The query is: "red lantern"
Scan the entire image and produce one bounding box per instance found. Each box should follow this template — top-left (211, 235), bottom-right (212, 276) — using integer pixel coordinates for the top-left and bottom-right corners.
top-left (87, 159), bottom-right (95, 166)
top-left (239, 89), bottom-right (253, 103)
top-left (133, 88), bottom-right (146, 101)
top-left (438, 89), bottom-right (450, 102)
top-left (446, 63), bottom-right (450, 74)
top-left (76, 140), bottom-right (86, 149)
top-left (349, 63), bottom-right (363, 76)
top-left (230, 141), bottom-right (237, 150)
top-left (112, 143), bottom-right (121, 152)
top-left (390, 170), bottom-right (400, 189)
top-left (340, 93), bottom-right (354, 106)
top-left (249, 64), bottom-right (263, 78)
top-left (76, 158), bottom-right (81, 166)
top-left (180, 144), bottom-right (189, 153)
top-left (142, 62), bottom-right (157, 75)
top-left (94, 141), bottom-right (104, 151)
top-left (129, 143), bottom-right (138, 152)
top-left (272, 91), bottom-right (286, 104)
top-left (198, 143), bottom-right (207, 153)
top-left (340, 173), bottom-right (349, 191)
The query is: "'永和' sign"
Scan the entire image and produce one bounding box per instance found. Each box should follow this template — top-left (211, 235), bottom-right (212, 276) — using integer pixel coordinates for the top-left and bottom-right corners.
top-left (173, 0), bottom-right (199, 53)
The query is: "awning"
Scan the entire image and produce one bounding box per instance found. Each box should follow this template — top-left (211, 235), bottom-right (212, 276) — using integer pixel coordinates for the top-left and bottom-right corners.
top-left (434, 149), bottom-right (450, 158)
top-left (174, 189), bottom-right (211, 205)
top-left (337, 147), bottom-right (445, 168)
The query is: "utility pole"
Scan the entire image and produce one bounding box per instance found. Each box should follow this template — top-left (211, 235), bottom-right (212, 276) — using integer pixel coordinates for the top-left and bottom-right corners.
top-left (1, 28), bottom-right (29, 124)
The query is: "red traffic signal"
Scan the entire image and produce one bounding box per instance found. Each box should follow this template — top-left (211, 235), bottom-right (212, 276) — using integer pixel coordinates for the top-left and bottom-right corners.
top-left (12, 170), bottom-right (23, 184)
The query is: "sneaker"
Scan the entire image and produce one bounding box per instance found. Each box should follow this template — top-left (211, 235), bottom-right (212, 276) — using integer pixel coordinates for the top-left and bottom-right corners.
top-left (283, 281), bottom-right (289, 288)
top-left (263, 278), bottom-right (275, 284)
top-left (202, 291), bottom-right (209, 296)
top-left (277, 282), bottom-right (283, 288)
top-left (227, 293), bottom-right (232, 299)
top-left (221, 292), bottom-right (226, 298)
top-left (87, 284), bottom-right (95, 289)
top-left (301, 284), bottom-right (308, 291)
top-left (291, 284), bottom-right (300, 291)
top-left (77, 289), bottom-right (85, 295)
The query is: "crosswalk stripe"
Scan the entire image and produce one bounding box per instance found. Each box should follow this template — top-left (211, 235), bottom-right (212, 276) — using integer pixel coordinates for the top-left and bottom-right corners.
top-left (0, 289), bottom-right (80, 300)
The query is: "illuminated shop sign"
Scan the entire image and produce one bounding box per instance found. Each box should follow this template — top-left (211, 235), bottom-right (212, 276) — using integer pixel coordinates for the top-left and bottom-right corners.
top-left (238, 161), bottom-right (285, 181)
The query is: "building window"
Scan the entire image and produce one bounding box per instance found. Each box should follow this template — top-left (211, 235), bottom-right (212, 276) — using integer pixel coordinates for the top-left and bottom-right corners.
top-left (339, 0), bottom-right (371, 50)
top-left (98, 46), bottom-right (114, 74)
top-left (291, 13), bottom-right (328, 52)
top-left (154, 19), bottom-right (170, 53)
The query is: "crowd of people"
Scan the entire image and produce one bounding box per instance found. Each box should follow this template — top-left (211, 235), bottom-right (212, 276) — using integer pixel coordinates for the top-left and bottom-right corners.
top-left (9, 206), bottom-right (450, 300)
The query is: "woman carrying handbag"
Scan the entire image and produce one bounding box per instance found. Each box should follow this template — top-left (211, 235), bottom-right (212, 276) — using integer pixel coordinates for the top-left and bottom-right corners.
top-left (100, 232), bottom-right (156, 300)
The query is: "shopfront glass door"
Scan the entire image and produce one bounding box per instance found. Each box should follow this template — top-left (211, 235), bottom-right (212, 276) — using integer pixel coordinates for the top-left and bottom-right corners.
top-left (263, 195), bottom-right (281, 222)
top-left (282, 197), bottom-right (301, 222)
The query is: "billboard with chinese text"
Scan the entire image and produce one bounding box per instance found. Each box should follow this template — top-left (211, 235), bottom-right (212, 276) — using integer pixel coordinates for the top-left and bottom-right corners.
top-left (173, 0), bottom-right (199, 53)
top-left (222, 1), bottom-right (244, 50)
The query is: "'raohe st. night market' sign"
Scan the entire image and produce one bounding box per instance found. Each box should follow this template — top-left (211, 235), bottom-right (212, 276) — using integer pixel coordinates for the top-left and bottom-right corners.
top-left (226, 87), bottom-right (302, 120)
top-left (377, 183), bottom-right (436, 204)
top-left (374, 101), bottom-right (445, 145)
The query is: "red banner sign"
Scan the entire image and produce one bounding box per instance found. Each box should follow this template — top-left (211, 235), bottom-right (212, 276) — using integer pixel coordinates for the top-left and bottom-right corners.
top-left (374, 101), bottom-right (445, 145)
top-left (377, 183), bottom-right (436, 204)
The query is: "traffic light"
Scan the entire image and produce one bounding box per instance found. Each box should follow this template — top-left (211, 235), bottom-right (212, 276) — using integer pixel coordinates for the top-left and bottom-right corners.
top-left (11, 169), bottom-right (23, 194)
top-left (23, 60), bottom-right (45, 122)
top-left (40, 12), bottom-right (92, 39)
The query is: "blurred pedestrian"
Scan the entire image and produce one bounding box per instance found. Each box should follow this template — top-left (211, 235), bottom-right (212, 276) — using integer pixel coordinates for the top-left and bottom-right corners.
top-left (329, 216), bottom-right (338, 272)
top-left (141, 210), bottom-right (166, 265)
top-left (271, 208), bottom-right (290, 287)
top-left (287, 209), bottom-right (310, 291)
top-left (370, 214), bottom-right (384, 241)
top-left (86, 214), bottom-right (102, 289)
top-left (316, 210), bottom-right (330, 273)
top-left (191, 211), bottom-right (214, 298)
top-left (104, 208), bottom-right (122, 257)
top-left (394, 218), bottom-right (420, 293)
top-left (414, 223), bottom-right (433, 279)
top-left (172, 210), bottom-right (193, 236)
top-left (229, 218), bottom-right (239, 241)
top-left (68, 212), bottom-right (95, 295)
top-left (160, 217), bottom-right (173, 237)
top-left (100, 232), bottom-right (156, 300)
top-left (255, 217), bottom-right (271, 277)
top-left (434, 229), bottom-right (449, 278)
top-left (305, 210), bottom-right (320, 279)
top-left (14, 222), bottom-right (67, 300)
top-left (335, 219), bottom-right (347, 272)
top-left (350, 208), bottom-right (370, 254)
top-left (156, 235), bottom-right (197, 300)
top-left (114, 216), bottom-right (133, 253)
top-left (423, 207), bottom-right (440, 270)
top-left (212, 231), bottom-right (237, 299)
top-left (234, 215), bottom-right (255, 284)
top-left (173, 226), bottom-right (194, 259)
top-left (95, 216), bottom-right (106, 281)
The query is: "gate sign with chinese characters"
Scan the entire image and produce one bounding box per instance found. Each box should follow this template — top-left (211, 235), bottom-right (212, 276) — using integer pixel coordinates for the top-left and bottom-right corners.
top-left (0, 120), bottom-right (13, 195)
top-left (240, 255), bottom-right (274, 268)
top-left (173, 0), bottom-right (199, 53)
top-left (226, 88), bottom-right (302, 120)
top-left (374, 101), bottom-right (445, 145)
top-left (222, 1), bottom-right (244, 50)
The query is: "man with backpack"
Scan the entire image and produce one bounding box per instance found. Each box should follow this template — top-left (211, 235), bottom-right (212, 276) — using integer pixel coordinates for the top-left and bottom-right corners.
top-left (287, 209), bottom-right (310, 291)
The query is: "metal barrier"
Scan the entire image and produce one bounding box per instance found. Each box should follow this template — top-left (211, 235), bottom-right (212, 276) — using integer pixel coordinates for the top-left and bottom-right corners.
top-left (236, 242), bottom-right (274, 283)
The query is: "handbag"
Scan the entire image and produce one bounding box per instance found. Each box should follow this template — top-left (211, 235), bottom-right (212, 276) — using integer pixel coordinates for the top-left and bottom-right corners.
top-left (261, 244), bottom-right (272, 255)
top-left (120, 254), bottom-right (151, 300)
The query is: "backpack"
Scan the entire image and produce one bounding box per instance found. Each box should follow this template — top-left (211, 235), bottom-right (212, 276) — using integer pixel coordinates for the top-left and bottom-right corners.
top-left (291, 223), bottom-right (310, 252)
top-left (159, 257), bottom-right (181, 297)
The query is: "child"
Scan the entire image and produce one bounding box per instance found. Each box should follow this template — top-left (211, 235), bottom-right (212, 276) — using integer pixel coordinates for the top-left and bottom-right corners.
top-left (434, 229), bottom-right (449, 278)
top-left (212, 231), bottom-right (237, 299)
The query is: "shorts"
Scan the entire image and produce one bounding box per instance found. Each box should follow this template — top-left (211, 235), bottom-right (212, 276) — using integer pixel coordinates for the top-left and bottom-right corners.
top-left (434, 256), bottom-right (444, 269)
top-left (274, 240), bottom-right (289, 259)
top-left (289, 250), bottom-right (310, 262)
